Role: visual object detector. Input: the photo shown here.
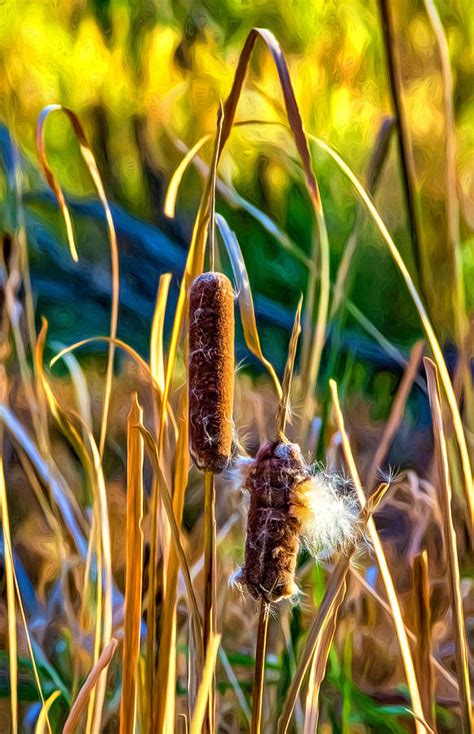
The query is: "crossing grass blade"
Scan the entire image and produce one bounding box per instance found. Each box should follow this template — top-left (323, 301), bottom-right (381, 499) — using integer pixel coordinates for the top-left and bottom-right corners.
top-left (36, 104), bottom-right (119, 459)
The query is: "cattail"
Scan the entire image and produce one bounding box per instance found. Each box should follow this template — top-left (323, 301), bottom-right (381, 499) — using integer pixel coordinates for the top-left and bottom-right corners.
top-left (235, 440), bottom-right (359, 603)
top-left (188, 271), bottom-right (235, 473)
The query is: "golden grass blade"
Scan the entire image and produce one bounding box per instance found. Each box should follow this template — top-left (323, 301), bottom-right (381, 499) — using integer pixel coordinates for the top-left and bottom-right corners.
top-left (50, 335), bottom-right (177, 434)
top-left (0, 456), bottom-right (18, 734)
top-left (0, 460), bottom-right (52, 733)
top-left (62, 638), bottom-right (118, 734)
top-left (34, 319), bottom-right (106, 734)
top-left (120, 395), bottom-right (144, 734)
top-left (329, 379), bottom-right (427, 734)
top-left (148, 272), bottom-right (173, 733)
top-left (189, 634), bottom-right (221, 734)
top-left (36, 104), bottom-right (119, 459)
top-left (302, 607), bottom-right (339, 734)
top-left (251, 601), bottom-right (270, 734)
top-left (215, 213), bottom-right (282, 399)
top-left (277, 294), bottom-right (303, 435)
top-left (313, 137), bottom-right (473, 532)
top-left (35, 690), bottom-right (61, 734)
top-left (424, 358), bottom-right (473, 734)
top-left (155, 390), bottom-right (191, 734)
top-left (412, 551), bottom-right (436, 731)
top-left (164, 133), bottom-right (212, 218)
top-left (151, 273), bottom-right (173, 395)
top-left (278, 483), bottom-right (390, 734)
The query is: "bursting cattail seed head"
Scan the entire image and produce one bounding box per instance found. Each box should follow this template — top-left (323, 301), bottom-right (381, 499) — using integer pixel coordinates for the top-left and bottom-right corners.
top-left (188, 271), bottom-right (235, 473)
top-left (234, 440), bottom-right (359, 603)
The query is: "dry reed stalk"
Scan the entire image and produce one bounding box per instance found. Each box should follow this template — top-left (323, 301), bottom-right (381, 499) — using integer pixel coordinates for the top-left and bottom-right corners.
top-left (62, 638), bottom-right (118, 734)
top-left (412, 550), bottom-right (436, 732)
top-left (424, 358), bottom-right (473, 734)
top-left (120, 395), bottom-right (144, 734)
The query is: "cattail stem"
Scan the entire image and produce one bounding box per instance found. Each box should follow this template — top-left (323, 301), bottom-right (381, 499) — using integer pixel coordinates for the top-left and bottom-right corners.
top-left (251, 601), bottom-right (270, 734)
top-left (203, 469), bottom-right (217, 731)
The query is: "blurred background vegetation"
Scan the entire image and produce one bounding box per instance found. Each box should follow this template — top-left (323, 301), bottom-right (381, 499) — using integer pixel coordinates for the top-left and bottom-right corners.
top-left (0, 0), bottom-right (472, 378)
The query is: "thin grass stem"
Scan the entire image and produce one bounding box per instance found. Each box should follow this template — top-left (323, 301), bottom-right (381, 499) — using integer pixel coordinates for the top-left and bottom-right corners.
top-left (251, 600), bottom-right (270, 734)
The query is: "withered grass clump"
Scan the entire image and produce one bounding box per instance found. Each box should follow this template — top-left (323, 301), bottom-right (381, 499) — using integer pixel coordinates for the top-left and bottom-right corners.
top-left (188, 271), bottom-right (235, 473)
top-left (239, 440), bottom-right (312, 602)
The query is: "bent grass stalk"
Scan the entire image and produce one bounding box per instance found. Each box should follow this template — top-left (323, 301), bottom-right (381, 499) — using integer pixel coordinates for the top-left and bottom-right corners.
top-left (424, 359), bottom-right (473, 734)
top-left (329, 379), bottom-right (428, 734)
top-left (36, 105), bottom-right (119, 461)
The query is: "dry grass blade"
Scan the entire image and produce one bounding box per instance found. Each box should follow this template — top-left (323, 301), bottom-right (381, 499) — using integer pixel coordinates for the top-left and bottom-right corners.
top-left (329, 379), bottom-right (428, 734)
top-left (278, 483), bottom-right (390, 734)
top-left (120, 395), bottom-right (144, 734)
top-left (412, 550), bottom-right (436, 731)
top-left (148, 272), bottom-right (173, 733)
top-left (424, 358), bottom-right (473, 734)
top-left (50, 335), bottom-right (177, 434)
top-left (189, 634), bottom-right (221, 734)
top-left (277, 294), bottom-right (303, 435)
top-left (302, 603), bottom-right (340, 734)
top-left (0, 456), bottom-right (18, 734)
top-left (349, 565), bottom-right (458, 694)
top-left (0, 458), bottom-right (52, 733)
top-left (312, 136), bottom-right (474, 532)
top-left (0, 404), bottom-right (87, 556)
top-left (216, 213), bottom-right (282, 399)
top-left (36, 104), bottom-right (119, 458)
top-left (164, 133), bottom-right (212, 218)
top-left (365, 339), bottom-right (424, 488)
top-left (251, 601), bottom-right (270, 734)
top-left (62, 638), bottom-right (118, 734)
top-left (139, 425), bottom-right (203, 652)
top-left (151, 273), bottom-right (172, 395)
top-left (155, 390), bottom-right (191, 734)
top-left (35, 690), bottom-right (61, 734)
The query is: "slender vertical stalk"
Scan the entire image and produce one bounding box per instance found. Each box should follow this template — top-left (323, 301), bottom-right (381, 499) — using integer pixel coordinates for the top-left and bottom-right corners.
top-left (251, 601), bottom-right (270, 734)
top-left (412, 551), bottom-right (436, 732)
top-left (378, 0), bottom-right (425, 302)
top-left (203, 469), bottom-right (217, 731)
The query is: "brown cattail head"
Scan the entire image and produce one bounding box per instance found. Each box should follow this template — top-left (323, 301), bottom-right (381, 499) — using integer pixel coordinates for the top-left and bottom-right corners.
top-left (188, 271), bottom-right (235, 473)
top-left (235, 440), bottom-right (360, 603)
top-left (238, 440), bottom-right (310, 603)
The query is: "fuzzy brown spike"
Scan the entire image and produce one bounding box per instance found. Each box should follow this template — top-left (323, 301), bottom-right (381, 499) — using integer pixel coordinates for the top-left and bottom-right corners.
top-left (188, 271), bottom-right (235, 473)
top-left (240, 441), bottom-right (311, 602)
